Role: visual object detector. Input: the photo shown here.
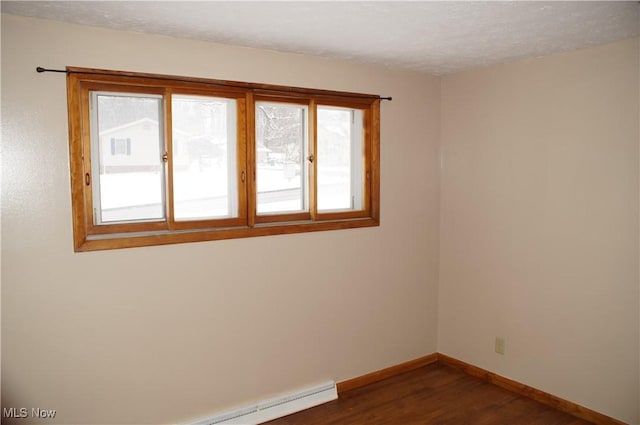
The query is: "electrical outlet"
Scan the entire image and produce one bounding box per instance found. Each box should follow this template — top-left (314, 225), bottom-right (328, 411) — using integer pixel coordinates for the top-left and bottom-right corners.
top-left (495, 337), bottom-right (505, 355)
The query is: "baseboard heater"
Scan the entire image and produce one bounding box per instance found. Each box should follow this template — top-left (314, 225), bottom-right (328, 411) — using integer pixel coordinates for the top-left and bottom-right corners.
top-left (188, 381), bottom-right (337, 425)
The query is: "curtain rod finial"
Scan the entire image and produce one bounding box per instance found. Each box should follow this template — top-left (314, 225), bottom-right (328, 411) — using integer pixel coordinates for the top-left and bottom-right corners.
top-left (36, 67), bottom-right (67, 74)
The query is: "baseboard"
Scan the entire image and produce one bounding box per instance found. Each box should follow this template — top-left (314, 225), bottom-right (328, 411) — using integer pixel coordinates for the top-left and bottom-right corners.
top-left (336, 353), bottom-right (439, 393)
top-left (336, 353), bottom-right (627, 425)
top-left (437, 354), bottom-right (627, 425)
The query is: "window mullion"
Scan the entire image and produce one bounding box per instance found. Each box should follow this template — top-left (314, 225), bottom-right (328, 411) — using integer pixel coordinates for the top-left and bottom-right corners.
top-left (165, 89), bottom-right (175, 228)
top-left (236, 95), bottom-right (248, 224)
top-left (246, 91), bottom-right (257, 227)
top-left (309, 100), bottom-right (317, 220)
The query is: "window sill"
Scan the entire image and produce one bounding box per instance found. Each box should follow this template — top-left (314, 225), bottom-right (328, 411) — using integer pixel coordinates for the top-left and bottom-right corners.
top-left (77, 217), bottom-right (380, 252)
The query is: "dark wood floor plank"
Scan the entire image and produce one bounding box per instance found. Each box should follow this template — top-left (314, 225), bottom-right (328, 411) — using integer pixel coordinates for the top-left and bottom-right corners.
top-left (264, 364), bottom-right (593, 425)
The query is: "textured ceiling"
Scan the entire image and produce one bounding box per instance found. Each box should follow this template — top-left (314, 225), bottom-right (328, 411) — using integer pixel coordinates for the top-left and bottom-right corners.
top-left (2, 1), bottom-right (639, 75)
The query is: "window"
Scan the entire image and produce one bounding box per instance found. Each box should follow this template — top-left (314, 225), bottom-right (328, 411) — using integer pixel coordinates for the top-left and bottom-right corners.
top-left (110, 138), bottom-right (131, 156)
top-left (317, 105), bottom-right (364, 212)
top-left (67, 67), bottom-right (380, 251)
top-left (255, 100), bottom-right (309, 218)
top-left (171, 94), bottom-right (239, 221)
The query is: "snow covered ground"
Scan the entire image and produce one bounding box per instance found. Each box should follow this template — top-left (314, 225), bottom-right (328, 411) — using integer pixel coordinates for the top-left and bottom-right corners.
top-left (99, 161), bottom-right (351, 222)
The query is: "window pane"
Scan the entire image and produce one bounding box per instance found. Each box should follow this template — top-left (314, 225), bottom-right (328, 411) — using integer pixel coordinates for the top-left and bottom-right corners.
top-left (317, 106), bottom-right (364, 211)
top-left (172, 95), bottom-right (238, 220)
top-left (255, 102), bottom-right (308, 214)
top-left (92, 93), bottom-right (165, 223)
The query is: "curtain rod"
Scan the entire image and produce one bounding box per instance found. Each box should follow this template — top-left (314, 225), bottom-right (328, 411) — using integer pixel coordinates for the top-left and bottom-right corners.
top-left (36, 67), bottom-right (393, 101)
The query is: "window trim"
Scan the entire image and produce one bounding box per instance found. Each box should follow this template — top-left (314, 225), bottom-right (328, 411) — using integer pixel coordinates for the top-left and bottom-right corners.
top-left (67, 67), bottom-right (380, 251)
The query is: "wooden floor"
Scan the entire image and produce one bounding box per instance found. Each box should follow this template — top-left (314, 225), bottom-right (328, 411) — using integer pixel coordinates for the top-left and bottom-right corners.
top-left (264, 364), bottom-right (592, 425)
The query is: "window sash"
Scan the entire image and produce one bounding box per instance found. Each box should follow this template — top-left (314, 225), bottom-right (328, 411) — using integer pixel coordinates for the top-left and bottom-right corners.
top-left (90, 91), bottom-right (166, 226)
top-left (316, 105), bottom-right (365, 213)
top-left (255, 99), bottom-right (311, 221)
top-left (170, 93), bottom-right (240, 222)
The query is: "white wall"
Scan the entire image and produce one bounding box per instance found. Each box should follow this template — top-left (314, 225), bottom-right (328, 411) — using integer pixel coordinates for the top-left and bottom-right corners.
top-left (1, 15), bottom-right (441, 424)
top-left (438, 38), bottom-right (640, 423)
top-left (3, 12), bottom-right (638, 425)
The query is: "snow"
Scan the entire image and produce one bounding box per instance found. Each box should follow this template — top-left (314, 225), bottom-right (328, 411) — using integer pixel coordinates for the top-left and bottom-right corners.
top-left (98, 161), bottom-right (353, 221)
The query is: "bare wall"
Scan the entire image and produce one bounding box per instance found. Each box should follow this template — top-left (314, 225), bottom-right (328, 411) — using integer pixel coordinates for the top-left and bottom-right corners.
top-left (0, 15), bottom-right (441, 424)
top-left (438, 38), bottom-right (640, 423)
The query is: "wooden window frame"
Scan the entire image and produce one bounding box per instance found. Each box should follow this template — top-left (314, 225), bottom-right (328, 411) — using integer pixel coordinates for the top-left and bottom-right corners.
top-left (67, 67), bottom-right (380, 251)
